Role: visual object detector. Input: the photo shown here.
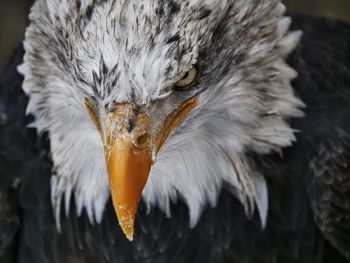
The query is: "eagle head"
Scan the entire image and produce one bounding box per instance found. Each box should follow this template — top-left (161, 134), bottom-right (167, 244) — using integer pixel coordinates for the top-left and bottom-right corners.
top-left (19, 0), bottom-right (303, 240)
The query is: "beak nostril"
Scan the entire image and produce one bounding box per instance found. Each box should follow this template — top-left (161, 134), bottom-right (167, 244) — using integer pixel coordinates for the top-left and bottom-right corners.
top-left (126, 118), bottom-right (134, 133)
top-left (136, 133), bottom-right (150, 148)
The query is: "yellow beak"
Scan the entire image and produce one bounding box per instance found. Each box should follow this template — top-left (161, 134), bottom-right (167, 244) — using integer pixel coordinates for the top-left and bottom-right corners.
top-left (106, 139), bottom-right (152, 240)
top-left (85, 96), bottom-right (197, 240)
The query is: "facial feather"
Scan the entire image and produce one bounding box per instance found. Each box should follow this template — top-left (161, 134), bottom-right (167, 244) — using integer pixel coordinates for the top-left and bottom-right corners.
top-left (19, 0), bottom-right (303, 228)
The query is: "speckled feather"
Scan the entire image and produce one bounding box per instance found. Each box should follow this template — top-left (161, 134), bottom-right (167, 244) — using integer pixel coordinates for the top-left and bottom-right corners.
top-left (1, 9), bottom-right (350, 263)
top-left (19, 0), bottom-right (304, 229)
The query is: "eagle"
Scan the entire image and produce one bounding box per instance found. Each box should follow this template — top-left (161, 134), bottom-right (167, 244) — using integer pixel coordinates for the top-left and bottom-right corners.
top-left (0, 0), bottom-right (350, 262)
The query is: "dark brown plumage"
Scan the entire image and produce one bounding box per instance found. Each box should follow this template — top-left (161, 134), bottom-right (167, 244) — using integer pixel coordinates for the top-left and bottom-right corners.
top-left (0, 13), bottom-right (350, 263)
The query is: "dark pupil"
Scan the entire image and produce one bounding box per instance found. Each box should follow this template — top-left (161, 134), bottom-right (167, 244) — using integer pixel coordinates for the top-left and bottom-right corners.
top-left (182, 72), bottom-right (189, 79)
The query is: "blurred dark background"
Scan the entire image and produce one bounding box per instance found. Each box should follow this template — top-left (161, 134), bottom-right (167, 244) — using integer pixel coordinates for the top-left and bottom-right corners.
top-left (0, 0), bottom-right (349, 72)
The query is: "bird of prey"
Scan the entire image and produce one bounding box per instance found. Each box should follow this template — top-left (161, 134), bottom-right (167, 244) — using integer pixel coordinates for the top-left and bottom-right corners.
top-left (0, 0), bottom-right (350, 262)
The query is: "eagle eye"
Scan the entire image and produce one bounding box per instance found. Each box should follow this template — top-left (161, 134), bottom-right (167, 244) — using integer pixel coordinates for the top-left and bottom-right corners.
top-left (174, 66), bottom-right (197, 88)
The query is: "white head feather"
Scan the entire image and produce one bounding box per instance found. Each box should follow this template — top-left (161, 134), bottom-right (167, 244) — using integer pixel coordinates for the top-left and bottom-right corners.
top-left (19, 0), bottom-right (303, 229)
